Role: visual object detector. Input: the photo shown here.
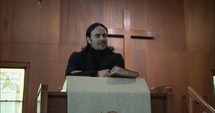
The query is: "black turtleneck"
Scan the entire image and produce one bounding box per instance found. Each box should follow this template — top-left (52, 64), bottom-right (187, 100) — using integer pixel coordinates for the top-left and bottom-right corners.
top-left (91, 47), bottom-right (108, 70)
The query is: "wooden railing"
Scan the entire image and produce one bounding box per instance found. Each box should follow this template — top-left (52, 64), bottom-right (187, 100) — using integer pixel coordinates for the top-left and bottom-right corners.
top-left (187, 86), bottom-right (215, 113)
top-left (150, 86), bottom-right (174, 113)
top-left (37, 84), bottom-right (48, 113)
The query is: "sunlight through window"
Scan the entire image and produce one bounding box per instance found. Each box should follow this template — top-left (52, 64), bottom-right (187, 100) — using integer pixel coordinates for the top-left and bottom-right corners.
top-left (213, 76), bottom-right (215, 95)
top-left (0, 68), bottom-right (25, 113)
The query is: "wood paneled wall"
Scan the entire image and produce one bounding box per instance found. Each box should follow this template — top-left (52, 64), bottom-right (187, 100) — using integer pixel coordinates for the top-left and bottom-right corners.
top-left (0, 0), bottom-right (214, 113)
top-left (1, 0), bottom-right (62, 112)
top-left (184, 0), bottom-right (215, 111)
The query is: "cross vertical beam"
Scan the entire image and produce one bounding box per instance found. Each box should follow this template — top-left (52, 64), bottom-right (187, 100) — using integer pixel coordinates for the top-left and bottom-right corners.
top-left (123, 10), bottom-right (132, 69)
top-left (108, 9), bottom-right (155, 69)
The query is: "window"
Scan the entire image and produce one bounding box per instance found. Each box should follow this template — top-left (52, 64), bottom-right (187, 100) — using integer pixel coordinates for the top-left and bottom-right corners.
top-left (212, 69), bottom-right (215, 95)
top-left (0, 68), bottom-right (25, 113)
top-left (0, 61), bottom-right (30, 113)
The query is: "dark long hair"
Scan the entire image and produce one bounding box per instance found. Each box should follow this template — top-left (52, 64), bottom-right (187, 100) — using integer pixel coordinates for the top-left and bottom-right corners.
top-left (82, 22), bottom-right (114, 51)
top-left (86, 22), bottom-right (108, 38)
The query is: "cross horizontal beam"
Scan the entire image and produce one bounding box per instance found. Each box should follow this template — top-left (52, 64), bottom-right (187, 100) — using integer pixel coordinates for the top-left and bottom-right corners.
top-left (108, 28), bottom-right (154, 39)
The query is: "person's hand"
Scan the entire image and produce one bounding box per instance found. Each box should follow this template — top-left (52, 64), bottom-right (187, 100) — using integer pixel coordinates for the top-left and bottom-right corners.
top-left (71, 70), bottom-right (82, 75)
top-left (98, 69), bottom-right (110, 77)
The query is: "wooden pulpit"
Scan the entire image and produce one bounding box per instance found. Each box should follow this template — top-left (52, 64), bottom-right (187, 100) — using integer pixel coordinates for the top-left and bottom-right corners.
top-left (37, 78), bottom-right (174, 113)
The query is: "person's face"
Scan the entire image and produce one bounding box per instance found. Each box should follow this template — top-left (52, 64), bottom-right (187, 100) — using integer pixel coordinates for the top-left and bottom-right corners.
top-left (87, 26), bottom-right (108, 50)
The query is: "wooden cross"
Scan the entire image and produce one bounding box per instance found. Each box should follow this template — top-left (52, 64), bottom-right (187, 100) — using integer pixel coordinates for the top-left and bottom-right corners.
top-left (108, 10), bottom-right (155, 69)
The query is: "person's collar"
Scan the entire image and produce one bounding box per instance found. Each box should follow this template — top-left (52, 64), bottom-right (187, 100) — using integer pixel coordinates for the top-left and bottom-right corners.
top-left (83, 44), bottom-right (113, 53)
top-left (89, 45), bottom-right (107, 52)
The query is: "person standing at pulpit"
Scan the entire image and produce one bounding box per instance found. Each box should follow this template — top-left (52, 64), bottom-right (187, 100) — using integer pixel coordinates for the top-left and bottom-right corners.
top-left (65, 22), bottom-right (125, 77)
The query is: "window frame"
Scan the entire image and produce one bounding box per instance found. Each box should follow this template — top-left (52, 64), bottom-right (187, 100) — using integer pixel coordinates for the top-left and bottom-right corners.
top-left (0, 61), bottom-right (30, 113)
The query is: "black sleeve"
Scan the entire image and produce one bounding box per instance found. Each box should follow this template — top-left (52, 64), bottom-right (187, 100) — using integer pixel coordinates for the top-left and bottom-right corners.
top-left (65, 52), bottom-right (98, 77)
top-left (65, 52), bottom-right (80, 75)
top-left (78, 71), bottom-right (98, 77)
top-left (114, 53), bottom-right (125, 68)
